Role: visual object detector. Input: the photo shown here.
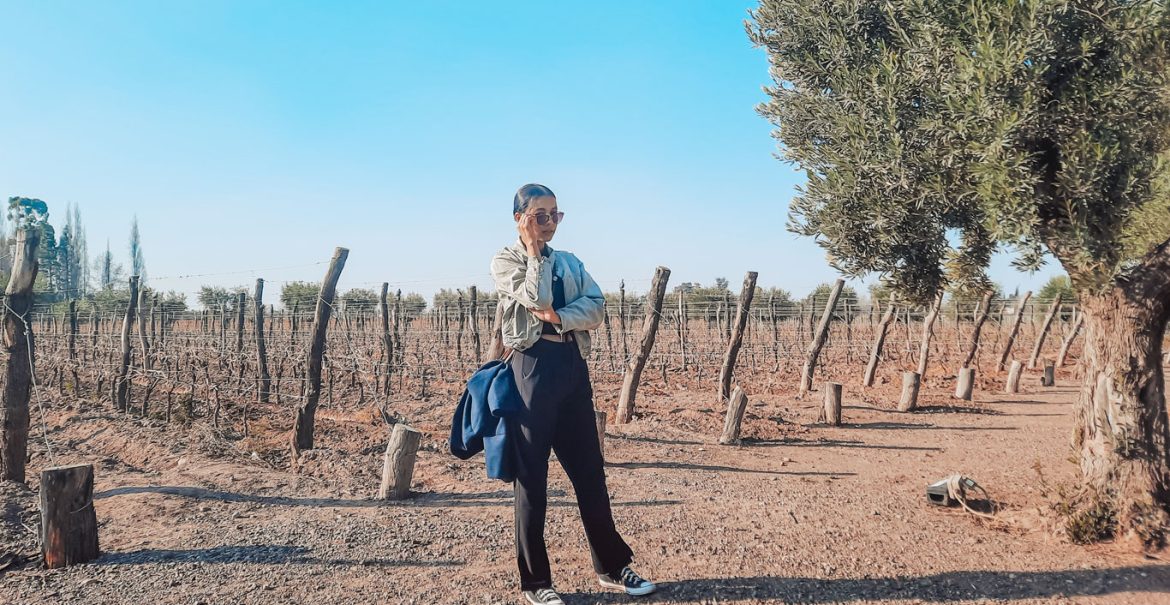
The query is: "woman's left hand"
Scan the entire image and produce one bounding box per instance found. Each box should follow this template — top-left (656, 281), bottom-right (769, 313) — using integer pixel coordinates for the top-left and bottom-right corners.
top-left (531, 307), bottom-right (560, 324)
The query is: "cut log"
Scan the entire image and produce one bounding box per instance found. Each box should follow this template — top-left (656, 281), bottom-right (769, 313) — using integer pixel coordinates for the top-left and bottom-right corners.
top-left (1005, 360), bottom-right (1024, 394)
top-left (819, 382), bottom-right (843, 426)
top-left (719, 387), bottom-right (749, 445)
top-left (954, 367), bottom-right (975, 401)
top-left (898, 372), bottom-right (920, 412)
top-left (378, 423), bottom-right (422, 500)
top-left (1042, 360), bottom-right (1056, 387)
top-left (40, 464), bottom-right (99, 568)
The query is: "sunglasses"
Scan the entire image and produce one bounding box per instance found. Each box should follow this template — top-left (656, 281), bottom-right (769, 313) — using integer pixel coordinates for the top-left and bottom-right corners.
top-left (526, 211), bottom-right (565, 225)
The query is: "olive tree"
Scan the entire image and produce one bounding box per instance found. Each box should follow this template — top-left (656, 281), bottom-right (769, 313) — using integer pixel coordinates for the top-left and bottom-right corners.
top-left (749, 0), bottom-right (1170, 545)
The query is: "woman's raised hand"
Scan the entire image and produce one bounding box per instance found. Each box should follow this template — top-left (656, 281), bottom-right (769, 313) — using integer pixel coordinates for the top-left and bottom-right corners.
top-left (517, 214), bottom-right (544, 257)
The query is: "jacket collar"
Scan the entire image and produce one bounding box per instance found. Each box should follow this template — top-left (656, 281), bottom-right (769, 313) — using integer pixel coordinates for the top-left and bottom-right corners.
top-left (512, 239), bottom-right (554, 259)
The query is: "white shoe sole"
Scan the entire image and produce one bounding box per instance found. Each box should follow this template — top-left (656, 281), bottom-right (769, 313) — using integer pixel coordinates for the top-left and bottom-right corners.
top-left (598, 577), bottom-right (657, 596)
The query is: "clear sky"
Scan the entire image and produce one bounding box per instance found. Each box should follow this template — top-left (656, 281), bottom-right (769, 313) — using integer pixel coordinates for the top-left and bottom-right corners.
top-left (0, 1), bottom-right (1061, 307)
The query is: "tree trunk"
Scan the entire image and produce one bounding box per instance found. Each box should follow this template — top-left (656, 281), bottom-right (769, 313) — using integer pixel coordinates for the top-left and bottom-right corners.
top-left (915, 291), bottom-right (944, 378)
top-left (961, 290), bottom-right (995, 368)
top-left (254, 279), bottom-right (271, 403)
top-left (997, 291), bottom-right (1032, 372)
top-left (1029, 293), bottom-right (1064, 369)
top-left (1073, 286), bottom-right (1170, 546)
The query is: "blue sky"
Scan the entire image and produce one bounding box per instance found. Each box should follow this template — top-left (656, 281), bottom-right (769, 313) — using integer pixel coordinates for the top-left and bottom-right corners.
top-left (0, 1), bottom-right (1061, 307)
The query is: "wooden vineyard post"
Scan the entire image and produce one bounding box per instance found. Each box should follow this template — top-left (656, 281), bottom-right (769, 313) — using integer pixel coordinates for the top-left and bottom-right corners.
top-left (470, 285), bottom-right (481, 363)
top-left (1028, 293), bottom-right (1063, 369)
top-left (717, 271), bottom-right (758, 402)
top-left (1005, 360), bottom-right (1024, 394)
top-left (719, 387), bottom-right (749, 445)
top-left (379, 283), bottom-right (393, 394)
top-left (618, 280), bottom-right (629, 365)
top-left (487, 299), bottom-right (506, 362)
top-left (378, 423), bottom-right (422, 500)
top-left (1041, 360), bottom-right (1056, 387)
top-left (954, 367), bottom-right (975, 401)
top-left (1056, 314), bottom-right (1085, 367)
top-left (798, 278), bottom-right (844, 398)
top-left (136, 288), bottom-right (151, 371)
top-left (0, 225), bottom-right (40, 482)
top-left (615, 267), bottom-right (671, 424)
top-left (819, 382), bottom-right (843, 426)
top-left (66, 299), bottom-right (77, 361)
top-left (961, 290), bottom-right (994, 368)
top-left (254, 279), bottom-right (271, 403)
top-left (115, 276), bottom-right (140, 412)
top-left (898, 371), bottom-right (920, 412)
top-left (40, 464), bottom-right (99, 568)
top-left (862, 295), bottom-right (896, 387)
top-left (291, 247), bottom-right (349, 455)
top-left (997, 291), bottom-right (1032, 371)
top-left (915, 290), bottom-right (944, 378)
top-left (595, 410), bottom-right (606, 460)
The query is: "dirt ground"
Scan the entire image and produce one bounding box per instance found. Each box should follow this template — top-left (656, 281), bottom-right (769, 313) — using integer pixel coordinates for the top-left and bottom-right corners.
top-left (2, 364), bottom-right (1169, 605)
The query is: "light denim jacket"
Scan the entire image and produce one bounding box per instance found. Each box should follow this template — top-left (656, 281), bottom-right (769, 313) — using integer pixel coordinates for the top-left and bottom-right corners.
top-left (490, 239), bottom-right (605, 358)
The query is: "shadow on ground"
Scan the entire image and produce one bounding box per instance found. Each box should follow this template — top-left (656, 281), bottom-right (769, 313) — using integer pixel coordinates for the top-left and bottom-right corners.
top-left (569, 566), bottom-right (1170, 603)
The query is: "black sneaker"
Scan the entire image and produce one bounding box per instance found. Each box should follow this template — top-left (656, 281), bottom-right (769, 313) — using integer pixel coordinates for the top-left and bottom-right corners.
top-left (522, 587), bottom-right (566, 605)
top-left (598, 566), bottom-right (657, 596)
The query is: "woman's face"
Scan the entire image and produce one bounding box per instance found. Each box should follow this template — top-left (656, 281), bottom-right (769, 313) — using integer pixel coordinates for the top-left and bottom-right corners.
top-left (515, 195), bottom-right (559, 243)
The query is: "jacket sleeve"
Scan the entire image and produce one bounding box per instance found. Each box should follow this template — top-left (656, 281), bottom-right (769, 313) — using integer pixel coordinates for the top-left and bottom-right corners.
top-left (556, 256), bottom-right (605, 332)
top-left (491, 249), bottom-right (554, 310)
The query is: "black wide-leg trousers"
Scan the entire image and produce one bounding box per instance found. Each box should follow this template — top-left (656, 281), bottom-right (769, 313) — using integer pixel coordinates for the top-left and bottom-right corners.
top-left (508, 338), bottom-right (633, 591)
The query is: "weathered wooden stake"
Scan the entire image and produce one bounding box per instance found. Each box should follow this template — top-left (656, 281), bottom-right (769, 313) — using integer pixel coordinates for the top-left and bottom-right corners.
top-left (915, 290), bottom-right (944, 378)
top-left (997, 291), bottom-right (1032, 372)
top-left (799, 278), bottom-right (845, 398)
top-left (1041, 360), bottom-right (1056, 387)
top-left (954, 367), bottom-right (975, 401)
top-left (819, 382), bottom-right (843, 426)
top-left (291, 247), bottom-right (349, 455)
top-left (40, 464), bottom-right (99, 568)
top-left (115, 276), bottom-right (140, 412)
top-left (718, 271), bottom-right (758, 402)
top-left (898, 371), bottom-right (920, 412)
top-left (615, 267), bottom-right (671, 424)
top-left (719, 386), bottom-right (749, 445)
top-left (1005, 360), bottom-right (1024, 394)
top-left (595, 410), bottom-right (606, 460)
top-left (1028, 293), bottom-right (1063, 369)
top-left (960, 290), bottom-right (995, 368)
top-left (1056, 314), bottom-right (1085, 367)
top-left (254, 279), bottom-right (271, 403)
top-left (862, 295), bottom-right (896, 387)
top-left (378, 423), bottom-right (422, 500)
top-left (0, 226), bottom-right (40, 482)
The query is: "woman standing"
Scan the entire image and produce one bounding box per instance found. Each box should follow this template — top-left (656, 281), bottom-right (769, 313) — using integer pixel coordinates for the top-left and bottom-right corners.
top-left (490, 183), bottom-right (656, 604)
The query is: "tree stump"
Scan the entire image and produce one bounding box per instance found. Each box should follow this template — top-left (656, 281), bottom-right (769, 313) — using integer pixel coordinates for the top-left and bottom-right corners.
top-left (594, 410), bottom-right (606, 460)
top-left (954, 367), bottom-right (975, 401)
top-left (819, 382), bottom-right (842, 426)
top-left (41, 464), bottom-right (99, 569)
top-left (719, 387), bottom-right (749, 445)
top-left (898, 371), bottom-right (920, 412)
top-left (378, 424), bottom-right (422, 500)
top-left (1042, 360), bottom-right (1056, 387)
top-left (1005, 360), bottom-right (1024, 394)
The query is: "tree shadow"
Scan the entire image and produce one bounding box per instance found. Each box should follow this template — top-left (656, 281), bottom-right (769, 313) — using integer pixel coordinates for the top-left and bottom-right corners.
top-left (606, 461), bottom-right (854, 477)
top-left (95, 485), bottom-right (677, 509)
top-left (567, 566), bottom-right (1170, 603)
top-left (848, 422), bottom-right (1017, 432)
top-left (609, 434), bottom-right (705, 446)
top-left (741, 437), bottom-right (942, 452)
top-left (95, 544), bottom-right (463, 568)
